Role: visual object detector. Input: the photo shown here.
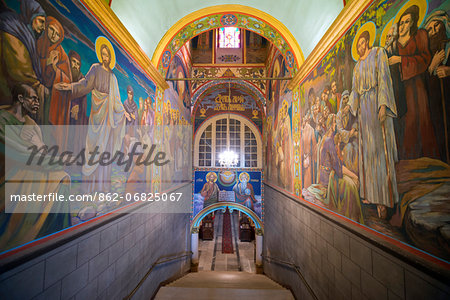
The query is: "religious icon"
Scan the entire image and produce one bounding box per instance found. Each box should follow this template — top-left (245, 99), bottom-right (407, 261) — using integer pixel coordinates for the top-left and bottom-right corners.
top-left (233, 172), bottom-right (257, 210)
top-left (200, 172), bottom-right (220, 208)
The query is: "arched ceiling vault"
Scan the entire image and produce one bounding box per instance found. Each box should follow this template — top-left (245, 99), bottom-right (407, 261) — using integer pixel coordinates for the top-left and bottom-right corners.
top-left (110, 1), bottom-right (343, 73)
top-left (152, 5), bottom-right (303, 75)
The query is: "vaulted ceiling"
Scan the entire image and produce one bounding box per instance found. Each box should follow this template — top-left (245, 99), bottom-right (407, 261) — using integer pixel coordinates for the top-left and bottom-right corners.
top-left (110, 0), bottom-right (343, 63)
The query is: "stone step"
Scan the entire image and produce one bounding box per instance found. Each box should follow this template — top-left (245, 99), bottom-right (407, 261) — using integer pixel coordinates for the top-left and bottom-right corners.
top-left (155, 287), bottom-right (294, 300)
top-left (167, 271), bottom-right (285, 290)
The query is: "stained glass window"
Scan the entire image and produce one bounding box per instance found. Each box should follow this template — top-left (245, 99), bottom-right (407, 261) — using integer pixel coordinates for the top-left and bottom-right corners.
top-left (218, 27), bottom-right (240, 48)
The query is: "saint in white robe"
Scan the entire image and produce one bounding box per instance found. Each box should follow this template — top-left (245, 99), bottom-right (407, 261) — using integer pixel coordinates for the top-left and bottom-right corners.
top-left (71, 63), bottom-right (125, 193)
top-left (349, 47), bottom-right (398, 207)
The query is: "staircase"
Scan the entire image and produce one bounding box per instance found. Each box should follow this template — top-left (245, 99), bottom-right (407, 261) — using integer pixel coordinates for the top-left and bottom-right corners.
top-left (155, 271), bottom-right (294, 299)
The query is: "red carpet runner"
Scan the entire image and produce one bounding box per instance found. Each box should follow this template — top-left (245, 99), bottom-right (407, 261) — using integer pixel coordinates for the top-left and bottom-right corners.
top-left (222, 208), bottom-right (234, 253)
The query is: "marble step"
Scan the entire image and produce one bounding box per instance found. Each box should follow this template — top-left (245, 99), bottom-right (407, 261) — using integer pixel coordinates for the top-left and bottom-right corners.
top-left (155, 287), bottom-right (294, 300)
top-left (165, 271), bottom-right (287, 290)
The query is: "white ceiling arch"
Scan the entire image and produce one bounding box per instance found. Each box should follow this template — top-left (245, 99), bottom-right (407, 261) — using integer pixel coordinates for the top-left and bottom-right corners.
top-left (110, 0), bottom-right (343, 64)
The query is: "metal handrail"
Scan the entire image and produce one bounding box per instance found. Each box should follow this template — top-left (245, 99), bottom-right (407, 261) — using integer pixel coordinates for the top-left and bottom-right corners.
top-left (262, 255), bottom-right (318, 300)
top-left (124, 251), bottom-right (192, 300)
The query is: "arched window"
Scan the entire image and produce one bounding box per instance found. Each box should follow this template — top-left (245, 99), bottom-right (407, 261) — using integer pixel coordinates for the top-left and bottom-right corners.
top-left (195, 115), bottom-right (262, 168)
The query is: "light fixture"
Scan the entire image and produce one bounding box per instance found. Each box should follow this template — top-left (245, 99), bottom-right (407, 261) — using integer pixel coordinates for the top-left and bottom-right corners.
top-left (218, 80), bottom-right (238, 168)
top-left (218, 149), bottom-right (239, 168)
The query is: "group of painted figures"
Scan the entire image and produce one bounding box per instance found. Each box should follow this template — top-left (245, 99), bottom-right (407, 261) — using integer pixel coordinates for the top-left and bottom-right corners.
top-left (0, 0), bottom-right (159, 189)
top-left (301, 4), bottom-right (450, 224)
top-left (265, 98), bottom-right (292, 191)
top-left (0, 0), bottom-right (161, 250)
top-left (200, 172), bottom-right (258, 211)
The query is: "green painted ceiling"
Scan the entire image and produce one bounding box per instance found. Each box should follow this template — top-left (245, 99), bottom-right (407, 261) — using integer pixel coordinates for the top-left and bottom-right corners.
top-left (110, 0), bottom-right (343, 63)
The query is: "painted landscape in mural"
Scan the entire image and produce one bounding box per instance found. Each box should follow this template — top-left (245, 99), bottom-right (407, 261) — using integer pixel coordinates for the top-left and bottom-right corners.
top-left (299, 0), bottom-right (450, 261)
top-left (265, 53), bottom-right (293, 192)
top-left (193, 169), bottom-right (262, 218)
top-left (0, 0), bottom-right (182, 254)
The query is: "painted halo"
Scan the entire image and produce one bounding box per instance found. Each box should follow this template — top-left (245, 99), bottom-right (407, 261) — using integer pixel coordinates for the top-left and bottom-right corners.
top-left (394, 0), bottom-right (428, 28)
top-left (380, 18), bottom-right (395, 49)
top-left (351, 21), bottom-right (376, 62)
top-left (206, 171), bottom-right (218, 182)
top-left (282, 99), bottom-right (289, 113)
top-left (95, 36), bottom-right (116, 70)
top-left (278, 99), bottom-right (289, 120)
top-left (239, 172), bottom-right (250, 182)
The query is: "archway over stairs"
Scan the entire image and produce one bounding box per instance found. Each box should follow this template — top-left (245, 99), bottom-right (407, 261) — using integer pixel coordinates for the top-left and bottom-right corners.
top-left (190, 202), bottom-right (264, 273)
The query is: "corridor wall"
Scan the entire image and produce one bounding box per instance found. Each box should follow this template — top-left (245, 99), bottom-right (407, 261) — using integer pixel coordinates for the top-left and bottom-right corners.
top-left (0, 0), bottom-right (192, 299)
top-left (264, 0), bottom-right (450, 298)
top-left (0, 184), bottom-right (192, 299)
top-left (0, 0), bottom-right (163, 257)
top-left (297, 0), bottom-right (450, 265)
top-left (263, 185), bottom-right (449, 299)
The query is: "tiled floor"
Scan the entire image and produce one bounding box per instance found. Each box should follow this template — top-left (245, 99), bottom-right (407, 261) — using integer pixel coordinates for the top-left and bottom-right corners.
top-left (198, 211), bottom-right (256, 273)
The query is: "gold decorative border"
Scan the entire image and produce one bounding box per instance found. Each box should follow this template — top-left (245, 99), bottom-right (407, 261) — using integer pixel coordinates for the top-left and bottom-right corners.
top-left (192, 63), bottom-right (266, 68)
top-left (152, 86), bottom-right (165, 193)
top-left (287, 0), bottom-right (373, 90)
top-left (292, 86), bottom-right (301, 196)
top-left (81, 0), bottom-right (169, 89)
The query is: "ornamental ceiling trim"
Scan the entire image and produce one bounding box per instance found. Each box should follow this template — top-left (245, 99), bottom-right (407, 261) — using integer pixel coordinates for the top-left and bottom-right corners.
top-left (192, 80), bottom-right (266, 113)
top-left (153, 5), bottom-right (304, 76)
top-left (191, 66), bottom-right (266, 97)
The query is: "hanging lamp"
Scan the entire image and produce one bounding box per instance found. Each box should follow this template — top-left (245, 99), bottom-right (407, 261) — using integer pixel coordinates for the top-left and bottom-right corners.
top-left (218, 80), bottom-right (239, 168)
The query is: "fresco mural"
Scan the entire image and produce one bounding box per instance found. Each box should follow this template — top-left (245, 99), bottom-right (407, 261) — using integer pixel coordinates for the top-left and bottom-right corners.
top-left (265, 53), bottom-right (293, 192)
top-left (299, 0), bottom-right (450, 261)
top-left (165, 53), bottom-right (191, 123)
top-left (193, 169), bottom-right (262, 218)
top-left (161, 52), bottom-right (192, 190)
top-left (191, 66), bottom-right (266, 93)
top-left (0, 0), bottom-right (163, 254)
top-left (193, 85), bottom-right (263, 132)
top-left (192, 77), bottom-right (264, 223)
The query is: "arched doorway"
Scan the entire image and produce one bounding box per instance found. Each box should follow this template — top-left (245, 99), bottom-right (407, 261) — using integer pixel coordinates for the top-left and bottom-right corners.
top-left (190, 202), bottom-right (264, 273)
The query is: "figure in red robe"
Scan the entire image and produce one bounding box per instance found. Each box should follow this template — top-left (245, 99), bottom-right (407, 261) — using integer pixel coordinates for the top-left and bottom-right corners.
top-left (389, 5), bottom-right (438, 159)
top-left (37, 16), bottom-right (71, 126)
